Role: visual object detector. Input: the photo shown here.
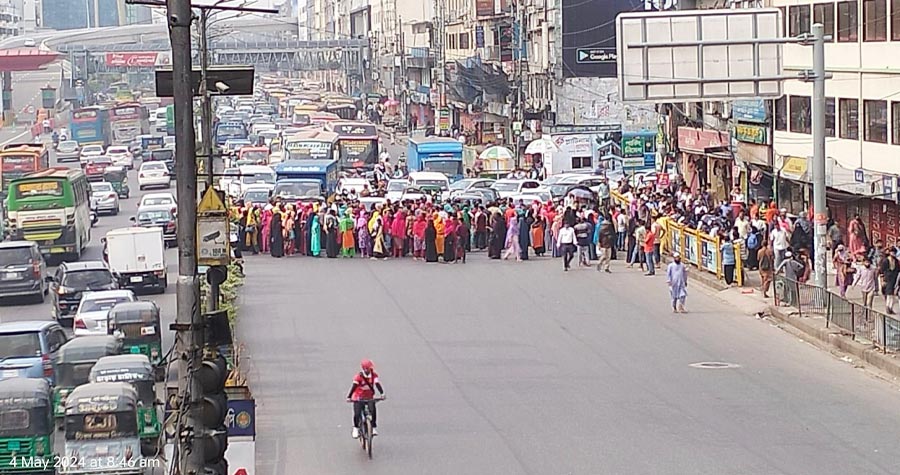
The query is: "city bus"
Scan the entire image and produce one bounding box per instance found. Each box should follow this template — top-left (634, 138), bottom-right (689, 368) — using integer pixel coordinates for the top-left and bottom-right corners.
top-left (326, 121), bottom-right (379, 170)
top-left (70, 106), bottom-right (110, 147)
top-left (283, 130), bottom-right (339, 161)
top-left (0, 143), bottom-right (50, 193)
top-left (108, 103), bottom-right (150, 145)
top-left (6, 167), bottom-right (92, 259)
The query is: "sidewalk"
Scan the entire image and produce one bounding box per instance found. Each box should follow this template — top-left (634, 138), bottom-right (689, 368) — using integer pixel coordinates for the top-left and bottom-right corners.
top-left (682, 257), bottom-right (900, 381)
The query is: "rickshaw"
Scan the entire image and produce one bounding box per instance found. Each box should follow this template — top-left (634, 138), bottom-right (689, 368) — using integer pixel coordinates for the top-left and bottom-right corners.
top-left (53, 336), bottom-right (123, 425)
top-left (107, 301), bottom-right (164, 381)
top-left (90, 355), bottom-right (160, 456)
top-left (0, 378), bottom-right (54, 475)
top-left (103, 166), bottom-right (130, 199)
top-left (61, 383), bottom-right (143, 475)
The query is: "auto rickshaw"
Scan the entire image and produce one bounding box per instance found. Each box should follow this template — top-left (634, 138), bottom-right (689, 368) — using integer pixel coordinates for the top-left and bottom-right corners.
top-left (107, 301), bottom-right (164, 381)
top-left (53, 336), bottom-right (123, 425)
top-left (103, 166), bottom-right (130, 199)
top-left (61, 382), bottom-right (143, 475)
top-left (0, 378), bottom-right (54, 475)
top-left (90, 355), bottom-right (160, 456)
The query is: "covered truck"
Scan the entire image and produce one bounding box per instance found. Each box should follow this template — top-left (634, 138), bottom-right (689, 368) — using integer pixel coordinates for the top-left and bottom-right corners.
top-left (103, 227), bottom-right (167, 293)
top-left (273, 159), bottom-right (339, 202)
top-left (406, 136), bottom-right (464, 182)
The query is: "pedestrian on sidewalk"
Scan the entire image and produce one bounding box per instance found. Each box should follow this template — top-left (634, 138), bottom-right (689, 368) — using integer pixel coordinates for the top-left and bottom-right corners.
top-left (644, 225), bottom-right (657, 276)
top-left (855, 258), bottom-right (878, 308)
top-left (758, 242), bottom-right (774, 298)
top-left (833, 245), bottom-right (853, 297)
top-left (557, 222), bottom-right (577, 271)
top-left (667, 252), bottom-right (688, 313)
top-left (771, 225), bottom-right (789, 270)
top-left (721, 236), bottom-right (736, 285)
top-left (880, 251), bottom-right (900, 314)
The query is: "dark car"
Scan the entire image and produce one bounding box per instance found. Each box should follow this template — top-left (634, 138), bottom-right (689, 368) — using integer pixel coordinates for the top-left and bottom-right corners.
top-left (0, 241), bottom-right (47, 303)
top-left (47, 261), bottom-right (117, 326)
top-left (133, 205), bottom-right (177, 247)
top-left (0, 321), bottom-right (68, 384)
top-left (147, 148), bottom-right (175, 174)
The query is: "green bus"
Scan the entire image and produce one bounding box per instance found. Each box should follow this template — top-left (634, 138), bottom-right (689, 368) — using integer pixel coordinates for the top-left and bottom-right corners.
top-left (5, 167), bottom-right (92, 259)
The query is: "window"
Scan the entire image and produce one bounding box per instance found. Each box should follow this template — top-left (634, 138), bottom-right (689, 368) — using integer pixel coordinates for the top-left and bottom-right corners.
top-left (838, 1), bottom-right (858, 41)
top-left (459, 32), bottom-right (470, 50)
top-left (892, 0), bottom-right (900, 39)
top-left (826, 97), bottom-right (836, 137)
top-left (863, 0), bottom-right (887, 40)
top-left (839, 98), bottom-right (859, 139)
top-left (814, 3), bottom-right (836, 41)
top-left (790, 95), bottom-right (812, 134)
top-left (864, 100), bottom-right (888, 143)
top-left (775, 96), bottom-right (787, 131)
top-left (892, 101), bottom-right (900, 144)
top-left (571, 156), bottom-right (591, 169)
top-left (790, 5), bottom-right (812, 36)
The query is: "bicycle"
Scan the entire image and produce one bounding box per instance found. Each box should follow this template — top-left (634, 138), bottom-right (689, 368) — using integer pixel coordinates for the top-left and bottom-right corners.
top-left (348, 397), bottom-right (385, 459)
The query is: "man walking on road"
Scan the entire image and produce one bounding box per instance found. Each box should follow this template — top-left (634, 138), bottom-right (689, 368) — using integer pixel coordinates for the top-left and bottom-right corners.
top-left (558, 222), bottom-right (577, 271)
top-left (596, 216), bottom-right (614, 273)
top-left (667, 252), bottom-right (688, 313)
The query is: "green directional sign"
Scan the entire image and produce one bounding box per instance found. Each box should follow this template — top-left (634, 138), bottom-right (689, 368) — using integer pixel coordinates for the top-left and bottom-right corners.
top-left (576, 48), bottom-right (617, 64)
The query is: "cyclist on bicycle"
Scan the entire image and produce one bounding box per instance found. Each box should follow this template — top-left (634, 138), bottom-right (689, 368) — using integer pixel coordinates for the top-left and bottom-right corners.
top-left (346, 359), bottom-right (385, 439)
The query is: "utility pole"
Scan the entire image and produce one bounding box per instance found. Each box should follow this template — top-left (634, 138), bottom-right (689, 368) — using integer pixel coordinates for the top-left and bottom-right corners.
top-left (810, 23), bottom-right (827, 289)
top-left (398, 14), bottom-right (407, 130)
top-left (437, 0), bottom-right (446, 135)
top-left (164, 0), bottom-right (203, 474)
top-left (198, 8), bottom-right (214, 192)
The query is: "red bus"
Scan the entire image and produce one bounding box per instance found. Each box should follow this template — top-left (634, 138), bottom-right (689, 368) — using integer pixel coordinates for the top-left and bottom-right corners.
top-left (0, 143), bottom-right (51, 193)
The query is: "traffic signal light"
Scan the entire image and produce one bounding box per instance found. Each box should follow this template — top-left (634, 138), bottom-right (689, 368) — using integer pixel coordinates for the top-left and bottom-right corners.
top-left (196, 352), bottom-right (229, 475)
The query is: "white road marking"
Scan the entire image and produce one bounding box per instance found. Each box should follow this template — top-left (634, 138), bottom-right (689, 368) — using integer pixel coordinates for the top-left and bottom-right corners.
top-left (0, 130), bottom-right (31, 146)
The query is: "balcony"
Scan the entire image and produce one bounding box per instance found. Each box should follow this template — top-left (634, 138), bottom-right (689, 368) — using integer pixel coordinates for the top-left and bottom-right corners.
top-left (407, 54), bottom-right (434, 69)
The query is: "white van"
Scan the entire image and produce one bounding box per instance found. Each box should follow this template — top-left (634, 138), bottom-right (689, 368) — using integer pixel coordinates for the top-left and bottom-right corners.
top-left (230, 165), bottom-right (276, 197)
top-left (408, 172), bottom-right (450, 193)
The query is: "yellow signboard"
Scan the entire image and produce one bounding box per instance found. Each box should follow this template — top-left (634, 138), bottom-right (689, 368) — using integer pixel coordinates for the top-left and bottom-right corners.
top-left (197, 187), bottom-right (226, 214)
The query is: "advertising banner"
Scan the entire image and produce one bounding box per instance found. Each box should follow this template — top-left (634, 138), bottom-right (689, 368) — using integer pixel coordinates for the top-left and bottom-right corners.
top-left (561, 0), bottom-right (652, 78)
top-left (105, 52), bottom-right (159, 67)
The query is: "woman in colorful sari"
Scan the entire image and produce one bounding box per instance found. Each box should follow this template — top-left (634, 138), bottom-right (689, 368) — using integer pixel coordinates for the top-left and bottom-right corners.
top-left (260, 205), bottom-right (273, 253)
top-left (488, 209), bottom-right (506, 259)
top-left (324, 209), bottom-right (340, 258)
top-left (310, 211), bottom-right (322, 256)
top-left (283, 207), bottom-right (296, 256)
top-left (357, 210), bottom-right (371, 258)
top-left (518, 209), bottom-right (533, 261)
top-left (391, 208), bottom-right (407, 258)
top-left (456, 212), bottom-right (469, 263)
top-left (339, 208), bottom-right (356, 257)
top-left (424, 216), bottom-right (439, 263)
top-left (245, 207), bottom-right (260, 255)
top-left (530, 208), bottom-right (545, 257)
top-left (434, 213), bottom-right (446, 258)
top-left (551, 212), bottom-right (563, 258)
top-left (503, 213), bottom-right (522, 261)
top-left (412, 212), bottom-right (427, 260)
top-left (443, 214), bottom-right (458, 263)
top-left (294, 204), bottom-right (306, 256)
top-left (369, 209), bottom-right (387, 259)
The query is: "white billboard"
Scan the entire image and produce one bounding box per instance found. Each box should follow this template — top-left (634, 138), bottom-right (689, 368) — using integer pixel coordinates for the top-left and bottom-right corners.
top-left (616, 8), bottom-right (784, 103)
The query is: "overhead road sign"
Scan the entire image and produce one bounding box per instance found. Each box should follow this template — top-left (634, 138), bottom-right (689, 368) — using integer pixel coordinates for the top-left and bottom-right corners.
top-left (616, 8), bottom-right (784, 103)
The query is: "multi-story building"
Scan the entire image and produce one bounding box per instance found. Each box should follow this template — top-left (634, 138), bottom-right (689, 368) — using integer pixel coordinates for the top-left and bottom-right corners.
top-left (0, 0), bottom-right (22, 40)
top-left (42, 0), bottom-right (144, 29)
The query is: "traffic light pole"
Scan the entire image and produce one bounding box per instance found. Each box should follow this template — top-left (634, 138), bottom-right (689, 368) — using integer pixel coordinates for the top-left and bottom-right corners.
top-left (165, 0), bottom-right (204, 473)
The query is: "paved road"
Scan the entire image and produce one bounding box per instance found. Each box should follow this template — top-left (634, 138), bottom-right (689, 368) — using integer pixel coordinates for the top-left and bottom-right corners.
top-left (1, 62), bottom-right (64, 145)
top-left (237, 254), bottom-right (900, 475)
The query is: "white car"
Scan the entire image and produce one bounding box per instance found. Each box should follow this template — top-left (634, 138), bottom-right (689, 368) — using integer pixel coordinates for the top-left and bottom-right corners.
top-left (230, 165), bottom-right (275, 198)
top-left (491, 179), bottom-right (541, 199)
top-left (73, 290), bottom-right (136, 336)
top-left (385, 179), bottom-right (408, 202)
top-left (80, 144), bottom-right (104, 165)
top-left (337, 177), bottom-right (371, 196)
top-left (55, 140), bottom-right (81, 162)
top-left (23, 38), bottom-right (35, 47)
top-left (137, 162), bottom-right (171, 190)
top-left (105, 146), bottom-right (134, 169)
top-left (89, 182), bottom-right (120, 215)
top-left (139, 192), bottom-right (177, 209)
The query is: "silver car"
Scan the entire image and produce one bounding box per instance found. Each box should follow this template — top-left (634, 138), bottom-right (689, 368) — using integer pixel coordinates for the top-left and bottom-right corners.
top-left (56, 140), bottom-right (81, 162)
top-left (89, 182), bottom-right (120, 215)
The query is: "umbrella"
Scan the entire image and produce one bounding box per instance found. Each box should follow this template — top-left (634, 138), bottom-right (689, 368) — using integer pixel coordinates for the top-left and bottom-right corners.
top-left (479, 146), bottom-right (514, 161)
top-left (524, 137), bottom-right (558, 156)
top-left (384, 99), bottom-right (400, 107)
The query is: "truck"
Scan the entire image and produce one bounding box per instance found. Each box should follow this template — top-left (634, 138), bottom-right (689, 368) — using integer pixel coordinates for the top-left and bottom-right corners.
top-left (406, 136), bottom-right (464, 182)
top-left (103, 227), bottom-right (167, 294)
top-left (272, 159), bottom-right (339, 202)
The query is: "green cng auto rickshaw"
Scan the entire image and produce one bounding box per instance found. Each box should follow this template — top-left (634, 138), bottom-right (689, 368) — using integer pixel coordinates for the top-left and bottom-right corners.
top-left (103, 167), bottom-right (130, 199)
top-left (61, 382), bottom-right (143, 475)
top-left (0, 378), bottom-right (54, 475)
top-left (107, 301), bottom-right (163, 381)
top-left (89, 355), bottom-right (160, 456)
top-left (53, 336), bottom-right (123, 425)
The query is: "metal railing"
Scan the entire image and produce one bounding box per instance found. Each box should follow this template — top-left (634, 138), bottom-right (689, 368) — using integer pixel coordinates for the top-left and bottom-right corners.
top-left (774, 275), bottom-right (900, 352)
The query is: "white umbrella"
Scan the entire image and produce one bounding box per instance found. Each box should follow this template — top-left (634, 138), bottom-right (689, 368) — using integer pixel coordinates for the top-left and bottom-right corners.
top-left (524, 137), bottom-right (558, 156)
top-left (479, 145), bottom-right (514, 161)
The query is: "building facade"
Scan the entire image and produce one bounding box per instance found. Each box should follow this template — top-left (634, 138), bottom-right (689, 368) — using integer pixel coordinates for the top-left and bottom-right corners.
top-left (0, 0), bottom-right (22, 40)
top-left (41, 0), bottom-right (143, 29)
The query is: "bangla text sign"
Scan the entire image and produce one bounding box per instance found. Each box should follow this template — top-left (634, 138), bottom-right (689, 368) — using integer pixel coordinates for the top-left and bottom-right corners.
top-left (105, 52), bottom-right (158, 67)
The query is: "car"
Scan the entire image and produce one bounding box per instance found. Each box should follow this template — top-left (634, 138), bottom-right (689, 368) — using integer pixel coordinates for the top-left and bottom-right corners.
top-left (230, 165), bottom-right (275, 198)
top-left (491, 179), bottom-right (541, 199)
top-left (242, 187), bottom-right (271, 206)
top-left (164, 136), bottom-right (176, 148)
top-left (0, 241), bottom-right (47, 303)
top-left (509, 191), bottom-right (553, 205)
top-left (133, 205), bottom-right (177, 246)
top-left (219, 167), bottom-right (239, 192)
top-left (84, 156), bottom-right (113, 181)
top-left (22, 38), bottom-right (36, 47)
top-left (446, 178), bottom-right (496, 200)
top-left (337, 177), bottom-right (372, 196)
top-left (385, 179), bottom-right (408, 202)
top-left (146, 147), bottom-right (175, 174)
top-left (399, 187), bottom-right (430, 203)
top-left (55, 140), bottom-right (81, 162)
top-left (0, 321), bottom-right (68, 384)
top-left (105, 146), bottom-right (134, 169)
top-left (79, 144), bottom-right (104, 166)
top-left (89, 182), bottom-right (120, 215)
top-left (138, 161), bottom-right (171, 190)
top-left (73, 290), bottom-right (136, 336)
top-left (138, 192), bottom-right (177, 209)
top-left (47, 261), bottom-right (118, 326)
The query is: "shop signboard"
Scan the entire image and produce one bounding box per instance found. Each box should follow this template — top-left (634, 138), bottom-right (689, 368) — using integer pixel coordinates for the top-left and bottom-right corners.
top-left (731, 99), bottom-right (767, 123)
top-left (677, 127), bottom-right (730, 154)
top-left (733, 124), bottom-right (767, 144)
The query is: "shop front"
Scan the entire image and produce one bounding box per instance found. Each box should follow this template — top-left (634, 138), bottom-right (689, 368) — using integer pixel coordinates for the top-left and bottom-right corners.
top-left (733, 123), bottom-right (772, 203)
top-left (677, 127), bottom-right (732, 201)
top-left (774, 155), bottom-right (810, 214)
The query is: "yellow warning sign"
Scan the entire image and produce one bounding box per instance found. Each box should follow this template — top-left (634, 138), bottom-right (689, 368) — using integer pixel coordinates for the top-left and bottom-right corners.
top-left (197, 187), bottom-right (226, 214)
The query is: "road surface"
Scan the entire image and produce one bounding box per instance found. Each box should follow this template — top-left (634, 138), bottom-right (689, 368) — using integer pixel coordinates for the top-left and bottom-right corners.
top-left (237, 253), bottom-right (900, 475)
